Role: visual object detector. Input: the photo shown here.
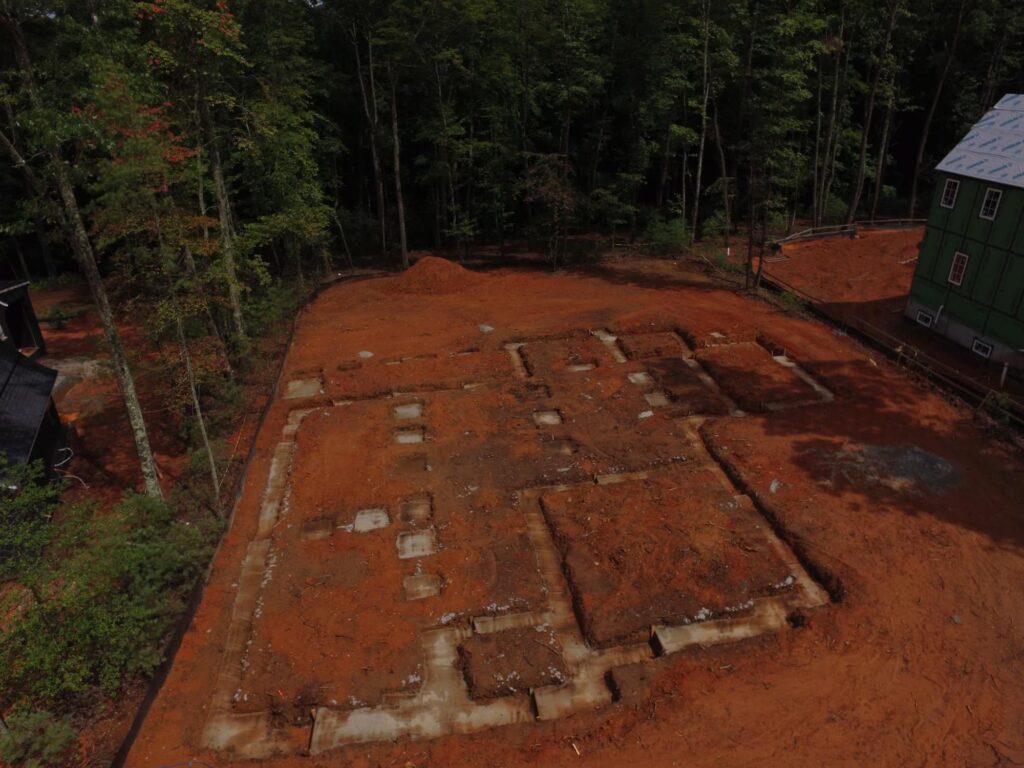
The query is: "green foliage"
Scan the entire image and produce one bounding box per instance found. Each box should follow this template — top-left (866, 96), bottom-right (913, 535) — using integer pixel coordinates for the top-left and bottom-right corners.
top-left (780, 290), bottom-right (809, 311)
top-left (0, 710), bottom-right (79, 768)
top-left (0, 459), bottom-right (60, 587)
top-left (820, 195), bottom-right (849, 225)
top-left (712, 251), bottom-right (743, 274)
top-left (42, 304), bottom-right (71, 330)
top-left (242, 281), bottom-right (299, 338)
top-left (982, 391), bottom-right (1014, 425)
top-left (702, 209), bottom-right (729, 239)
top-left (643, 215), bottom-right (688, 255)
top-left (0, 494), bottom-right (215, 708)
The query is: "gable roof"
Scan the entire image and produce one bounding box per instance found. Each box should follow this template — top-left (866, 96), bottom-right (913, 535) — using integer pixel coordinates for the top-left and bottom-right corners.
top-left (936, 94), bottom-right (1024, 189)
top-left (0, 342), bottom-right (58, 465)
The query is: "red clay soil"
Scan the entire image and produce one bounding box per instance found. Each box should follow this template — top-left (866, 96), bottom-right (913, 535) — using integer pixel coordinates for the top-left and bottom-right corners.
top-left (645, 357), bottom-right (733, 416)
top-left (540, 469), bottom-right (792, 647)
top-left (695, 341), bottom-right (820, 411)
top-left (767, 228), bottom-right (1024, 400)
top-left (771, 227), bottom-right (922, 304)
top-left (459, 626), bottom-right (567, 700)
top-left (125, 255), bottom-right (1024, 768)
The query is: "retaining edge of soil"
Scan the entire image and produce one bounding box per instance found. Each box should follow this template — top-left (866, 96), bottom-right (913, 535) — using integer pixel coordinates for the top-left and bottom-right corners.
top-left (109, 270), bottom-right (388, 768)
top-left (756, 273), bottom-right (1024, 432)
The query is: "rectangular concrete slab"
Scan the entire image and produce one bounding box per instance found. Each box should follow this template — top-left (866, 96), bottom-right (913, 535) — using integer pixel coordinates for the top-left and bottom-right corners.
top-left (400, 496), bottom-right (433, 525)
top-left (285, 378), bottom-right (322, 399)
top-left (395, 427), bottom-right (426, 444)
top-left (397, 529), bottom-right (438, 559)
top-left (353, 508), bottom-right (390, 533)
top-left (394, 402), bottom-right (424, 420)
top-left (404, 573), bottom-right (442, 600)
top-left (532, 410), bottom-right (563, 426)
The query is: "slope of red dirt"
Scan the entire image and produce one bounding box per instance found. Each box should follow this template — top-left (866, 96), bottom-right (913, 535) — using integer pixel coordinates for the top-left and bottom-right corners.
top-left (772, 227), bottom-right (921, 303)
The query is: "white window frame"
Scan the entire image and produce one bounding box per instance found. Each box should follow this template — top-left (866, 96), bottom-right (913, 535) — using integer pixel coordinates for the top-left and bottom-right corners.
top-left (980, 187), bottom-right (1002, 221)
top-left (916, 311), bottom-right (933, 328)
top-left (948, 251), bottom-right (969, 287)
top-left (940, 178), bottom-right (960, 209)
top-left (971, 339), bottom-right (993, 359)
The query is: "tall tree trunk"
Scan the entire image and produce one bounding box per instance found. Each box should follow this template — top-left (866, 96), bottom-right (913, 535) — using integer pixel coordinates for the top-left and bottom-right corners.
top-left (196, 143), bottom-right (211, 247)
top-left (690, 0), bottom-right (712, 246)
top-left (34, 218), bottom-right (55, 279)
top-left (908, 0), bottom-right (968, 218)
top-left (817, 10), bottom-right (845, 225)
top-left (388, 63), bottom-right (409, 269)
top-left (812, 57), bottom-right (823, 226)
top-left (331, 205), bottom-right (355, 269)
top-left (433, 61), bottom-right (464, 251)
top-left (294, 240), bottom-right (304, 284)
top-left (846, 0), bottom-right (899, 224)
top-left (3, 100), bottom-right (56, 278)
top-left (870, 89), bottom-right (895, 221)
top-left (56, 165), bottom-right (163, 498)
top-left (183, 242), bottom-right (231, 378)
top-left (754, 186), bottom-right (768, 290)
top-left (656, 129), bottom-right (671, 210)
top-left (353, 26), bottom-right (387, 258)
top-left (0, 19), bottom-right (162, 498)
top-left (198, 98), bottom-right (247, 348)
top-left (176, 313), bottom-right (221, 517)
top-left (823, 27), bottom-right (853, 223)
top-left (980, 25), bottom-right (1010, 111)
top-left (712, 101), bottom-right (731, 247)
top-left (11, 236), bottom-right (30, 280)
top-left (746, 164), bottom-right (756, 290)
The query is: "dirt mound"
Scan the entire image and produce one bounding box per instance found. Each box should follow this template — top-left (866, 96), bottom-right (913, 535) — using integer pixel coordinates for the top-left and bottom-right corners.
top-left (387, 255), bottom-right (486, 295)
top-left (773, 228), bottom-right (922, 303)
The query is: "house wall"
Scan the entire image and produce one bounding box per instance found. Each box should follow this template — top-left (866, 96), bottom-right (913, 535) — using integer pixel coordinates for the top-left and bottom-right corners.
top-left (907, 173), bottom-right (1024, 365)
top-left (0, 286), bottom-right (46, 358)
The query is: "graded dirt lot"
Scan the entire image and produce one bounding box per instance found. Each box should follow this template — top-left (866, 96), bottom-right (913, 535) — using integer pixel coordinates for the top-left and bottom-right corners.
top-left (127, 256), bottom-right (1024, 768)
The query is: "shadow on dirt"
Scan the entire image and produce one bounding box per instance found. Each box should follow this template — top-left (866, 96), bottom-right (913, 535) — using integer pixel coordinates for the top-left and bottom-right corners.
top-left (697, 350), bottom-right (1024, 552)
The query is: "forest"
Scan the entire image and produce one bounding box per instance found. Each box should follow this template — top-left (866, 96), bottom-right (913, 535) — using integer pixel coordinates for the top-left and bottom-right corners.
top-left (0, 0), bottom-right (1021, 764)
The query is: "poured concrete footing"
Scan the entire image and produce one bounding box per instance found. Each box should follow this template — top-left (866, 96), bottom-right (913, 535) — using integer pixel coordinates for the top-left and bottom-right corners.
top-left (310, 628), bottom-right (535, 753)
top-left (397, 529), bottom-right (438, 559)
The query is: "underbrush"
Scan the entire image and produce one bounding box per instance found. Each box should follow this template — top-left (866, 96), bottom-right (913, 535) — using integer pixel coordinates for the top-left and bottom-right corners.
top-left (643, 215), bottom-right (688, 255)
top-left (0, 459), bottom-right (217, 760)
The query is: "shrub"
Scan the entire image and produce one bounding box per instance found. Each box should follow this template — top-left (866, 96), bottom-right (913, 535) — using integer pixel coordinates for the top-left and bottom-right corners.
top-left (644, 215), bottom-right (688, 255)
top-left (820, 195), bottom-right (848, 225)
top-left (780, 290), bottom-right (808, 311)
top-left (0, 494), bottom-right (215, 707)
top-left (45, 305), bottom-right (70, 330)
top-left (701, 209), bottom-right (729, 239)
top-left (0, 710), bottom-right (78, 768)
top-left (242, 282), bottom-right (298, 338)
top-left (0, 458), bottom-right (60, 586)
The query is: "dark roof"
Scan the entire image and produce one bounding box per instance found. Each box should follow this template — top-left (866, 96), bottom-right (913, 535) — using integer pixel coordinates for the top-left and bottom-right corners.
top-left (0, 281), bottom-right (29, 297)
top-left (0, 342), bottom-right (58, 465)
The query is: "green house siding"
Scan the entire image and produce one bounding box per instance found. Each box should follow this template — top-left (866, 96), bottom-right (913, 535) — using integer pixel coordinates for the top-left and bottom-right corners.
top-left (972, 247), bottom-right (1007, 305)
top-left (990, 188), bottom-right (1024, 250)
top-left (993, 256), bottom-right (1024, 315)
top-left (908, 171), bottom-right (1024, 351)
